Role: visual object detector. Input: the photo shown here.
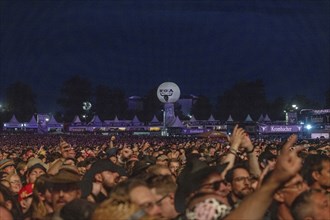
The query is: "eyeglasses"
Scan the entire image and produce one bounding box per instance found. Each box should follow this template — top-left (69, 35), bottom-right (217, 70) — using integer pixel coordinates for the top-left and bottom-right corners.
top-left (155, 193), bottom-right (169, 206)
top-left (139, 194), bottom-right (168, 212)
top-left (233, 176), bottom-right (252, 182)
top-left (201, 180), bottom-right (227, 191)
top-left (10, 180), bottom-right (21, 185)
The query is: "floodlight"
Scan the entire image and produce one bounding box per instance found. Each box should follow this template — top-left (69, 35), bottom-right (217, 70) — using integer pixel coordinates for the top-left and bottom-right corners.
top-left (305, 124), bottom-right (312, 130)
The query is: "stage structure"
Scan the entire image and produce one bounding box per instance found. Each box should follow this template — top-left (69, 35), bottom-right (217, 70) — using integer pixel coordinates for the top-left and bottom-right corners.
top-left (157, 82), bottom-right (181, 136)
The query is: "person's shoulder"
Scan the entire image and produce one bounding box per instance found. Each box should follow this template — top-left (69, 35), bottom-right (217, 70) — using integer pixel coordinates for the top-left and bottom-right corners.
top-left (44, 210), bottom-right (61, 220)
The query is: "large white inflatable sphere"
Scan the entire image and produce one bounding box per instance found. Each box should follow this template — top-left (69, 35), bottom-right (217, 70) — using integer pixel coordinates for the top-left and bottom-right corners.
top-left (157, 82), bottom-right (181, 103)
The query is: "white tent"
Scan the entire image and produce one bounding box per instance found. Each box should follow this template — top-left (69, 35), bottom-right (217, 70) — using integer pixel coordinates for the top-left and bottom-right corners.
top-left (25, 115), bottom-right (38, 128)
top-left (132, 115), bottom-right (140, 123)
top-left (171, 116), bottom-right (184, 127)
top-left (72, 115), bottom-right (82, 124)
top-left (208, 115), bottom-right (216, 122)
top-left (244, 114), bottom-right (254, 122)
top-left (4, 115), bottom-right (22, 129)
top-left (47, 115), bottom-right (62, 129)
top-left (190, 115), bottom-right (197, 122)
top-left (149, 115), bottom-right (161, 126)
top-left (264, 114), bottom-right (271, 122)
top-left (114, 116), bottom-right (120, 122)
top-left (150, 115), bottom-right (160, 123)
top-left (258, 114), bottom-right (264, 122)
top-left (226, 115), bottom-right (234, 122)
top-left (89, 115), bottom-right (102, 126)
top-left (132, 115), bottom-right (143, 126)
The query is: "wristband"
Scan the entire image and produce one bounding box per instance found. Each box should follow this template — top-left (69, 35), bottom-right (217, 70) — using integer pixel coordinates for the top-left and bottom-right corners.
top-left (229, 147), bottom-right (238, 153)
top-left (228, 149), bottom-right (237, 156)
top-left (246, 147), bottom-right (255, 154)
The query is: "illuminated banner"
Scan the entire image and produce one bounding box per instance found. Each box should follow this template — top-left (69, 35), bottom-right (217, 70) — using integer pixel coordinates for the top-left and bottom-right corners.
top-left (182, 129), bottom-right (205, 134)
top-left (259, 125), bottom-right (303, 133)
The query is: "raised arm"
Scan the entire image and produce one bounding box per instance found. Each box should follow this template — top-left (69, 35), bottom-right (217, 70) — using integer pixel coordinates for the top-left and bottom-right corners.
top-left (224, 134), bottom-right (302, 220)
top-left (221, 125), bottom-right (245, 178)
top-left (240, 134), bottom-right (261, 177)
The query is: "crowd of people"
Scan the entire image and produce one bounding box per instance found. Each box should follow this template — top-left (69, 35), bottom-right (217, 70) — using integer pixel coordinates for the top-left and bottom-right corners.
top-left (0, 126), bottom-right (329, 220)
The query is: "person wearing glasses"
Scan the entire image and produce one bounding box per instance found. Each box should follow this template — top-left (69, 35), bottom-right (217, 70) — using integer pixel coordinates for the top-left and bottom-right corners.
top-left (225, 164), bottom-right (254, 209)
top-left (174, 157), bottom-right (230, 216)
top-left (128, 178), bottom-right (162, 218)
top-left (147, 174), bottom-right (179, 219)
top-left (261, 161), bottom-right (309, 219)
top-left (182, 134), bottom-right (307, 220)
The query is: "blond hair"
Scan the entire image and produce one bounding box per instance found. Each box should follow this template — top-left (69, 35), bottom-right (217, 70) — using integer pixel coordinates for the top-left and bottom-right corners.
top-left (92, 199), bottom-right (154, 220)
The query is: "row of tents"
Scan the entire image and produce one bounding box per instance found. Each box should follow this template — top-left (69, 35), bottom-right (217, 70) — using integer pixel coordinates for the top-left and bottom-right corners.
top-left (3, 115), bottom-right (62, 130)
top-left (3, 113), bottom-right (272, 130)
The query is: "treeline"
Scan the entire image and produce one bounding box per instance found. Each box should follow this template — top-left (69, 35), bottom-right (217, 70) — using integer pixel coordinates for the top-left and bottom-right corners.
top-left (1, 75), bottom-right (329, 123)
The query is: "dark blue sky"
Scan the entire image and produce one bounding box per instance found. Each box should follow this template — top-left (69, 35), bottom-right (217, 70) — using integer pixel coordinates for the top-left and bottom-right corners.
top-left (0, 1), bottom-right (329, 112)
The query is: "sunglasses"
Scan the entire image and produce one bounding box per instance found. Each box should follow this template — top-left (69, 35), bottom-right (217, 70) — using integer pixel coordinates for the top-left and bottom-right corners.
top-left (201, 180), bottom-right (227, 191)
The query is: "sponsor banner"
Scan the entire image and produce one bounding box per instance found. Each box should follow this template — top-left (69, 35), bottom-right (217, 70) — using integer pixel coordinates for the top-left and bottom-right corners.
top-left (69, 127), bottom-right (86, 132)
top-left (182, 129), bottom-right (205, 134)
top-left (259, 125), bottom-right (303, 133)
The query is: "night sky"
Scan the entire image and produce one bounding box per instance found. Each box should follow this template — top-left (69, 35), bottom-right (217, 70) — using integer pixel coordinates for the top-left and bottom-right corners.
top-left (0, 1), bottom-right (329, 112)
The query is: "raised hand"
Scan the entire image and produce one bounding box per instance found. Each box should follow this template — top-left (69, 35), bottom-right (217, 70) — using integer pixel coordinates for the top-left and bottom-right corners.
top-left (272, 134), bottom-right (303, 184)
top-left (227, 125), bottom-right (246, 150)
top-left (240, 132), bottom-right (254, 152)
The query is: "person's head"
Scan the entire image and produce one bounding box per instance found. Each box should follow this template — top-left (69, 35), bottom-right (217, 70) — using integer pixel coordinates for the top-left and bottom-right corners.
top-left (291, 189), bottom-right (330, 220)
top-left (16, 161), bottom-right (27, 177)
top-left (26, 163), bottom-right (47, 184)
top-left (198, 172), bottom-right (229, 199)
top-left (32, 174), bottom-right (53, 219)
top-left (147, 164), bottom-right (172, 176)
top-left (18, 183), bottom-right (34, 214)
top-left (119, 147), bottom-right (133, 161)
top-left (273, 173), bottom-right (309, 207)
top-left (174, 158), bottom-right (228, 213)
top-left (48, 168), bottom-right (82, 211)
top-left (225, 165), bottom-right (253, 200)
top-left (156, 155), bottom-right (169, 167)
top-left (87, 159), bottom-right (126, 189)
top-left (128, 178), bottom-right (161, 217)
top-left (302, 154), bottom-right (330, 191)
top-left (0, 184), bottom-right (23, 219)
top-left (147, 174), bottom-right (178, 219)
top-left (258, 151), bottom-right (277, 170)
top-left (168, 159), bottom-right (181, 177)
top-left (6, 173), bottom-right (22, 194)
top-left (0, 159), bottom-right (15, 174)
top-left (60, 199), bottom-right (96, 220)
